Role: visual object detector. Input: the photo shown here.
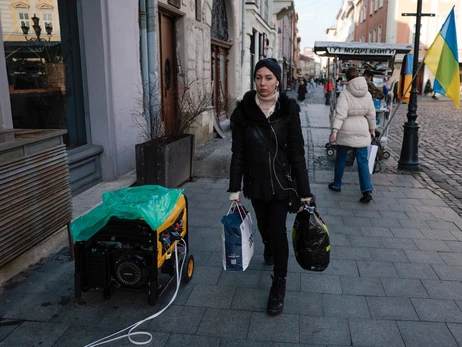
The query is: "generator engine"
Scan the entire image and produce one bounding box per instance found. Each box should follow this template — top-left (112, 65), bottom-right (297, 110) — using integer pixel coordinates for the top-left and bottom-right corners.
top-left (74, 195), bottom-right (193, 306)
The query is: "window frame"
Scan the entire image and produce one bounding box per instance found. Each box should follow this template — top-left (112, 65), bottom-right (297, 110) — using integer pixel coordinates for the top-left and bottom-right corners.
top-left (16, 10), bottom-right (31, 33)
top-left (40, 10), bottom-right (53, 31)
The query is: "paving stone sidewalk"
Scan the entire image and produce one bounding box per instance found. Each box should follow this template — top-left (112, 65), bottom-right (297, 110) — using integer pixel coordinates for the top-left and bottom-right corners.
top-left (1, 97), bottom-right (462, 346)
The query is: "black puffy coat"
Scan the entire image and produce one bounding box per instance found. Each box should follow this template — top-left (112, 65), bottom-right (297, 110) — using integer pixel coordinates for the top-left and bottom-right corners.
top-left (297, 83), bottom-right (307, 101)
top-left (228, 90), bottom-right (312, 201)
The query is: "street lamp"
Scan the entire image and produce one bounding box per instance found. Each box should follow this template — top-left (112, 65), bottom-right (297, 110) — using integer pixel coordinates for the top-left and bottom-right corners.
top-left (21, 14), bottom-right (52, 42)
top-left (398, 0), bottom-right (423, 171)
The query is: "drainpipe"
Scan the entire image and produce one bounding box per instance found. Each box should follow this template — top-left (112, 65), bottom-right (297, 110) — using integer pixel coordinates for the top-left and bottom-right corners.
top-left (139, 0), bottom-right (150, 137)
top-left (241, 0), bottom-right (245, 68)
top-left (146, 0), bottom-right (158, 88)
top-left (146, 0), bottom-right (160, 137)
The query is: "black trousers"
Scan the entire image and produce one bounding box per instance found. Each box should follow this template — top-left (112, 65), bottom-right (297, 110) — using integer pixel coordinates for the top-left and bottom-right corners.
top-left (251, 197), bottom-right (289, 278)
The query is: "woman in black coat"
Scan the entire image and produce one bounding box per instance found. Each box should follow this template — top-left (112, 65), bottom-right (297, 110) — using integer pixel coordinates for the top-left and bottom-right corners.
top-left (228, 58), bottom-right (312, 315)
top-left (297, 79), bottom-right (308, 102)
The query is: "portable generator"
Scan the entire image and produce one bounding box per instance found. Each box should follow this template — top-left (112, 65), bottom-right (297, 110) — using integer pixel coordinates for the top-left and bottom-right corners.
top-left (74, 193), bottom-right (194, 306)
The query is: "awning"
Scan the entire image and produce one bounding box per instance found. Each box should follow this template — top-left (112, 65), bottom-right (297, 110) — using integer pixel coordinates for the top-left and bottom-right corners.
top-left (314, 41), bottom-right (413, 62)
top-left (4, 41), bottom-right (61, 59)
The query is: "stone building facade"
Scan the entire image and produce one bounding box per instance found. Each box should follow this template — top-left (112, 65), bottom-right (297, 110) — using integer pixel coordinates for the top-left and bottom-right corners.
top-left (0, 0), bottom-right (301, 195)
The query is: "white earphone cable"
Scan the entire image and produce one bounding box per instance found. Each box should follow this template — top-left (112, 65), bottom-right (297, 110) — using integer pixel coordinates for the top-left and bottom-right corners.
top-left (269, 122), bottom-right (299, 197)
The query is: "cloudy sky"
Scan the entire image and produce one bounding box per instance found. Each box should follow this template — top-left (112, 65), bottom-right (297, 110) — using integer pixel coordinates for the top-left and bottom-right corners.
top-left (294, 0), bottom-right (343, 50)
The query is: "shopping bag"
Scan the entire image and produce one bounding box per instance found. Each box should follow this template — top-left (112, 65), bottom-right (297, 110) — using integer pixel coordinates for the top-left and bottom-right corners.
top-left (367, 144), bottom-right (379, 174)
top-left (371, 137), bottom-right (384, 160)
top-left (353, 144), bottom-right (379, 174)
top-left (292, 204), bottom-right (330, 271)
top-left (221, 203), bottom-right (254, 271)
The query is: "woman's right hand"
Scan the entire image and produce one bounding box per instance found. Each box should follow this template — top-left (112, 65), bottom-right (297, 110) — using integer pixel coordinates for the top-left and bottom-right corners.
top-left (329, 132), bottom-right (337, 144)
top-left (229, 192), bottom-right (240, 203)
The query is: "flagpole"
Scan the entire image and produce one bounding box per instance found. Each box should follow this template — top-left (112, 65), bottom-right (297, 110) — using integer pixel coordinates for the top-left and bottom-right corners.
top-left (398, 0), bottom-right (423, 171)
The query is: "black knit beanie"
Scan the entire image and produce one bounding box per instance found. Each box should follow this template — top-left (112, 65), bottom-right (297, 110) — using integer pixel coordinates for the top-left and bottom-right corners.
top-left (254, 58), bottom-right (281, 83)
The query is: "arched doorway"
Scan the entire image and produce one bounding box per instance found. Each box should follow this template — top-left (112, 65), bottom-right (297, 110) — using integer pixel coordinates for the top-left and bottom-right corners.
top-left (210, 0), bottom-right (232, 122)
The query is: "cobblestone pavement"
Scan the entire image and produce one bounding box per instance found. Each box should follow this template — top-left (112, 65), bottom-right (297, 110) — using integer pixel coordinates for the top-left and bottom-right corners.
top-left (302, 84), bottom-right (462, 217)
top-left (386, 97), bottom-right (462, 215)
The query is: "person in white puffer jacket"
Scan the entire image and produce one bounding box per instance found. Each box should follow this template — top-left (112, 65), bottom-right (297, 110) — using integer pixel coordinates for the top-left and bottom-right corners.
top-left (328, 67), bottom-right (376, 203)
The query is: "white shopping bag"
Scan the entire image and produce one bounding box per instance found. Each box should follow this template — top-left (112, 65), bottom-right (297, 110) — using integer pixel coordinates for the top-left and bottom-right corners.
top-left (367, 144), bottom-right (379, 174)
top-left (221, 203), bottom-right (254, 271)
top-left (353, 144), bottom-right (378, 174)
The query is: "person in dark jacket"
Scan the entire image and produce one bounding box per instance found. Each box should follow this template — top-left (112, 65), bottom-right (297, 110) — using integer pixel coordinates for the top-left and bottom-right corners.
top-left (297, 79), bottom-right (307, 102)
top-left (363, 70), bottom-right (384, 100)
top-left (228, 58), bottom-right (313, 315)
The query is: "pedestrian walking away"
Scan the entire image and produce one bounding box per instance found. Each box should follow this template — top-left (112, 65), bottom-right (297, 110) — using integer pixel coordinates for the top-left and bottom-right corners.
top-left (329, 67), bottom-right (376, 203)
top-left (228, 57), bottom-right (313, 315)
top-left (297, 79), bottom-right (307, 103)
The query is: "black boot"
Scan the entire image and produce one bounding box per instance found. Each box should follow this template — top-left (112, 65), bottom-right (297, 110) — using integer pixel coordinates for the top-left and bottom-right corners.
top-left (263, 242), bottom-right (273, 265)
top-left (267, 275), bottom-right (286, 315)
top-left (360, 191), bottom-right (372, 203)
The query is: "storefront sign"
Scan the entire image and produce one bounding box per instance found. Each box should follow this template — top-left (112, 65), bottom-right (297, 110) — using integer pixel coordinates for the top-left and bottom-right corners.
top-left (168, 0), bottom-right (181, 9)
top-left (327, 46), bottom-right (396, 56)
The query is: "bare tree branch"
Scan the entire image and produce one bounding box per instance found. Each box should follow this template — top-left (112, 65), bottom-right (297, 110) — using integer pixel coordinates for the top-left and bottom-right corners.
top-left (133, 77), bottom-right (212, 145)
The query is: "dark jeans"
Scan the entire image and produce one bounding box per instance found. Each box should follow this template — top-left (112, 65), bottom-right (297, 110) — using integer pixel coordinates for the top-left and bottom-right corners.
top-left (251, 197), bottom-right (289, 278)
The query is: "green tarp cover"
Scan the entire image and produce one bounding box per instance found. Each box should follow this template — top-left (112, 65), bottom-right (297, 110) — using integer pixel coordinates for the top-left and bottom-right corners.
top-left (70, 185), bottom-right (184, 242)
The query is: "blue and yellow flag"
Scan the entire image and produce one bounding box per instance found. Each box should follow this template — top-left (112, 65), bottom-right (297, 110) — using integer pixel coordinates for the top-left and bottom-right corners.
top-left (398, 53), bottom-right (413, 104)
top-left (424, 7), bottom-right (460, 109)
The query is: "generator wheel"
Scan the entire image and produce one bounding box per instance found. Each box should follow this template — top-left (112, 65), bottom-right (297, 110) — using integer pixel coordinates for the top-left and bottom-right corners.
top-left (383, 151), bottom-right (390, 159)
top-left (327, 148), bottom-right (335, 156)
top-left (182, 255), bottom-right (194, 283)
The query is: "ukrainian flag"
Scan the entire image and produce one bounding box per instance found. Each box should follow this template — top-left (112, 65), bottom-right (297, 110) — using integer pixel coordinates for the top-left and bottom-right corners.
top-left (398, 54), bottom-right (413, 104)
top-left (424, 7), bottom-right (460, 109)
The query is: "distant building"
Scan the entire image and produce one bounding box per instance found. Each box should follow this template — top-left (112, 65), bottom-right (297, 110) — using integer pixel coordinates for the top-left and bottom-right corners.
top-left (325, 0), bottom-right (462, 93)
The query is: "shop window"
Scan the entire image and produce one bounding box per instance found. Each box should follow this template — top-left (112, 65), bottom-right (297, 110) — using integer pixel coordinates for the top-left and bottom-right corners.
top-left (4, 0), bottom-right (87, 148)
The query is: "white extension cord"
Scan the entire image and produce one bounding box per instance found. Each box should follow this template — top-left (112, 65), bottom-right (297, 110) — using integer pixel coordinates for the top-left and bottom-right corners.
top-left (83, 239), bottom-right (187, 347)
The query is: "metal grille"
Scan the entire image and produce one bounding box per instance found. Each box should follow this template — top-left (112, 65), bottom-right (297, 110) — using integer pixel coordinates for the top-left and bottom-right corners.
top-left (0, 144), bottom-right (72, 267)
top-left (211, 0), bottom-right (228, 42)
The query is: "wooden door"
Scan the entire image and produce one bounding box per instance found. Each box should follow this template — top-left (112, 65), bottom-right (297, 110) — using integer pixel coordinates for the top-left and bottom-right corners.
top-left (159, 13), bottom-right (176, 136)
top-left (211, 41), bottom-right (230, 122)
